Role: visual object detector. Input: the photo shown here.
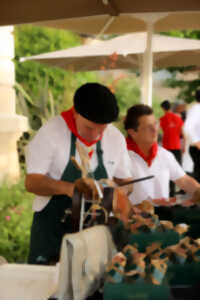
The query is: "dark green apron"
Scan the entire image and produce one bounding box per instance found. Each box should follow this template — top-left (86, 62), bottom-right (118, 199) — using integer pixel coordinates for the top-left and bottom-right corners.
top-left (28, 133), bottom-right (108, 265)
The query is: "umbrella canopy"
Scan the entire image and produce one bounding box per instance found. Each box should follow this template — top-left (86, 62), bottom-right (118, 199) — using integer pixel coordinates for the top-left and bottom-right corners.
top-left (3, 1), bottom-right (200, 105)
top-left (1, 1), bottom-right (200, 27)
top-left (21, 32), bottom-right (200, 105)
top-left (33, 10), bottom-right (200, 106)
top-left (21, 32), bottom-right (200, 72)
top-left (36, 12), bottom-right (200, 35)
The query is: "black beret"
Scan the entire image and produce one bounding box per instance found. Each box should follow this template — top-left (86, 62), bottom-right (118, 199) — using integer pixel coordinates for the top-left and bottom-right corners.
top-left (74, 83), bottom-right (119, 124)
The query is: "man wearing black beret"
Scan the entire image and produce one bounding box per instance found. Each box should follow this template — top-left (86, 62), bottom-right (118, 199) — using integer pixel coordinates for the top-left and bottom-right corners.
top-left (25, 82), bottom-right (132, 267)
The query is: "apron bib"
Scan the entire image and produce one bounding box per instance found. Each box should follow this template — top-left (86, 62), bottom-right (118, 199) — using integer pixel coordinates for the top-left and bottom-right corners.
top-left (28, 133), bottom-right (108, 265)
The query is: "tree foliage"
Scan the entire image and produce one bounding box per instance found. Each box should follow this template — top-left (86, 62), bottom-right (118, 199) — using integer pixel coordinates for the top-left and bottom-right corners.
top-left (14, 25), bottom-right (98, 104)
top-left (0, 178), bottom-right (33, 263)
top-left (14, 25), bottom-right (162, 133)
top-left (161, 30), bottom-right (200, 103)
top-left (107, 74), bottom-right (162, 133)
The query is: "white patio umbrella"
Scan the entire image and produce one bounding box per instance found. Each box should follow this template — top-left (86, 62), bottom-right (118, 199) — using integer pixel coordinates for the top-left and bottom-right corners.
top-left (2, 1), bottom-right (200, 105)
top-left (32, 10), bottom-right (200, 105)
top-left (21, 32), bottom-right (200, 105)
top-left (1, 0), bottom-right (200, 27)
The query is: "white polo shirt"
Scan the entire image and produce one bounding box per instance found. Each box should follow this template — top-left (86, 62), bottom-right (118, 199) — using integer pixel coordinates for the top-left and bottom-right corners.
top-left (25, 115), bottom-right (132, 211)
top-left (128, 146), bottom-right (185, 205)
top-left (184, 103), bottom-right (200, 144)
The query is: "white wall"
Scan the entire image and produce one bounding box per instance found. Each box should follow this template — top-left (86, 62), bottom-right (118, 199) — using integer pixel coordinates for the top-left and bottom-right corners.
top-left (0, 26), bottom-right (28, 184)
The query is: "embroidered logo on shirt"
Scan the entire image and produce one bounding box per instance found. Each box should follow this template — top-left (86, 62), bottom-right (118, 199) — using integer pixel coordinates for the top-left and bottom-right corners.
top-left (36, 255), bottom-right (47, 263)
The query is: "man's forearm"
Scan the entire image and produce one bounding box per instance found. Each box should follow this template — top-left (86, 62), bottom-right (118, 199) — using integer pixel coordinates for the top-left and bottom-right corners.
top-left (175, 174), bottom-right (200, 194)
top-left (192, 141), bottom-right (200, 150)
top-left (25, 174), bottom-right (74, 198)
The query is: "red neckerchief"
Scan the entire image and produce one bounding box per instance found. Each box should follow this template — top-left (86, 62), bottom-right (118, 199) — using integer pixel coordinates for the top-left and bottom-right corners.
top-left (61, 107), bottom-right (102, 158)
top-left (126, 136), bottom-right (158, 167)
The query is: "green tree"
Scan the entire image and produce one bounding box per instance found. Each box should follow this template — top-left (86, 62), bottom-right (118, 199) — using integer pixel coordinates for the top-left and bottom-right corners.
top-left (161, 30), bottom-right (200, 103)
top-left (14, 25), bottom-right (98, 105)
top-left (14, 25), bottom-right (100, 169)
top-left (107, 74), bottom-right (162, 133)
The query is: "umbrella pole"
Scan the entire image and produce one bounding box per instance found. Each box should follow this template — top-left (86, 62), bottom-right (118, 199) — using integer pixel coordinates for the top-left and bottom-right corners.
top-left (141, 22), bottom-right (154, 107)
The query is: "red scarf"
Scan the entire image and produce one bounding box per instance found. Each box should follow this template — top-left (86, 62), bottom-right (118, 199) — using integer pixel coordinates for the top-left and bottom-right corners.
top-left (126, 136), bottom-right (158, 167)
top-left (61, 107), bottom-right (102, 158)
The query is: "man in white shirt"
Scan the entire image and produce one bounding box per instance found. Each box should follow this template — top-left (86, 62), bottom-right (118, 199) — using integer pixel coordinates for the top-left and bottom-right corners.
top-left (184, 89), bottom-right (200, 183)
top-left (124, 104), bottom-right (200, 205)
top-left (25, 83), bottom-right (132, 266)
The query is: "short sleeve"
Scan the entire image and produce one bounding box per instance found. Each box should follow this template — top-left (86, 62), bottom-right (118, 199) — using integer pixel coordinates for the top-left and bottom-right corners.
top-left (113, 134), bottom-right (132, 179)
top-left (25, 125), bottom-right (56, 175)
top-left (166, 150), bottom-right (185, 181)
top-left (184, 108), bottom-right (200, 143)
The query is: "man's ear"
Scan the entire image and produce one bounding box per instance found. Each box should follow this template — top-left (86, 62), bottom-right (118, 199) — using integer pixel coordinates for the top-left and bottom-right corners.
top-left (127, 128), bottom-right (136, 138)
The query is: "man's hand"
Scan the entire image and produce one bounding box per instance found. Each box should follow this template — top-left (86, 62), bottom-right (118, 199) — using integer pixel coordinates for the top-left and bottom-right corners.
top-left (152, 197), bottom-right (176, 206)
top-left (193, 141), bottom-right (200, 150)
top-left (74, 177), bottom-right (100, 200)
top-left (181, 199), bottom-right (195, 207)
top-left (190, 187), bottom-right (200, 205)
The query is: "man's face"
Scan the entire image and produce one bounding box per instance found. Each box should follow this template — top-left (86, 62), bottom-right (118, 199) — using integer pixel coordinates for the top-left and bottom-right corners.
top-left (130, 114), bottom-right (158, 146)
top-left (75, 113), bottom-right (107, 142)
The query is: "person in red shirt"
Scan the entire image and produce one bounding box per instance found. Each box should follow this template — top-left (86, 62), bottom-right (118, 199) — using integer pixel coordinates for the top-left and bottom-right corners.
top-left (160, 100), bottom-right (185, 197)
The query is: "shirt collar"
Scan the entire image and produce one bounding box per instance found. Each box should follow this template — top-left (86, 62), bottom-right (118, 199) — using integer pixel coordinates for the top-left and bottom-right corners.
top-left (61, 107), bottom-right (103, 148)
top-left (126, 135), bottom-right (158, 167)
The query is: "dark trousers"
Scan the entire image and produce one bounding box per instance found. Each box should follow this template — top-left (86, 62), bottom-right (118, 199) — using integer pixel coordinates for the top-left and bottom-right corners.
top-left (87, 291), bottom-right (103, 300)
top-left (189, 146), bottom-right (200, 183)
top-left (168, 149), bottom-right (182, 197)
top-left (49, 290), bottom-right (103, 300)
